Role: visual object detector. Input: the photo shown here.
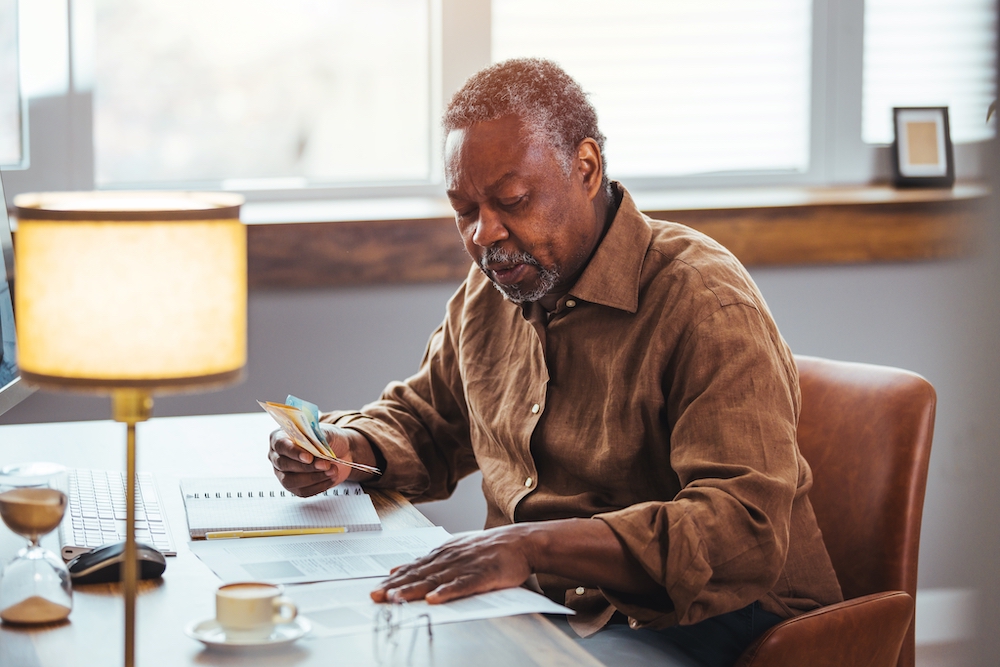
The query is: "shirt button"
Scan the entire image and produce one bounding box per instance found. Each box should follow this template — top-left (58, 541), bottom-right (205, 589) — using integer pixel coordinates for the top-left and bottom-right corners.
top-left (524, 477), bottom-right (533, 487)
top-left (575, 587), bottom-right (586, 595)
top-left (566, 299), bottom-right (577, 308)
top-left (531, 403), bottom-right (540, 414)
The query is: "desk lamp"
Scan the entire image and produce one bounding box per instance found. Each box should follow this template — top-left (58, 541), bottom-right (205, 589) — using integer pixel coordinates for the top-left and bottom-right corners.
top-left (12, 191), bottom-right (246, 667)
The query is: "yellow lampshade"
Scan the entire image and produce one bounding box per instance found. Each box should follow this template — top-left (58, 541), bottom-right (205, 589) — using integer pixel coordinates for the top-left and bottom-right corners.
top-left (13, 191), bottom-right (246, 391)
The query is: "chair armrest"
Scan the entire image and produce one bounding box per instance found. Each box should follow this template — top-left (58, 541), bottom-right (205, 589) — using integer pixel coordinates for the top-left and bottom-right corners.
top-left (734, 591), bottom-right (914, 667)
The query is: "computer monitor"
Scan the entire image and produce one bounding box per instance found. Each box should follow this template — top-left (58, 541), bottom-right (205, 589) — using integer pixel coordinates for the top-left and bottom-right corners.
top-left (0, 168), bottom-right (34, 417)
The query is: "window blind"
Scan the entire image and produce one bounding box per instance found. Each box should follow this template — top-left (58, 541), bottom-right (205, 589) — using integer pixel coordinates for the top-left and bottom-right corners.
top-left (492, 0), bottom-right (812, 178)
top-left (863, 0), bottom-right (997, 145)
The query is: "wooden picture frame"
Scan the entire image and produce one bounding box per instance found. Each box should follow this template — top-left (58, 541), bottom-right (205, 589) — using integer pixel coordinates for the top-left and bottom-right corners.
top-left (892, 107), bottom-right (954, 188)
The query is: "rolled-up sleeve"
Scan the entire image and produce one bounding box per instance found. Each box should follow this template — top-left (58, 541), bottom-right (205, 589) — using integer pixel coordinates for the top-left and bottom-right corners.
top-left (596, 303), bottom-right (800, 628)
top-left (322, 282), bottom-right (480, 502)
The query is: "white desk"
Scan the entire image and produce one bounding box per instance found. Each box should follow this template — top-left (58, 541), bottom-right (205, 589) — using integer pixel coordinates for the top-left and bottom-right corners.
top-left (0, 413), bottom-right (602, 667)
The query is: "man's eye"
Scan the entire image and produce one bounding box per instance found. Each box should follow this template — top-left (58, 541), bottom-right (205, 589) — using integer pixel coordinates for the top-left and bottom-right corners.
top-left (498, 196), bottom-right (525, 209)
top-left (456, 206), bottom-right (478, 220)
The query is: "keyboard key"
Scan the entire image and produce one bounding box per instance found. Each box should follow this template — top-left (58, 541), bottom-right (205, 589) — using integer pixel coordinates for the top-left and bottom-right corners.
top-left (59, 469), bottom-right (176, 557)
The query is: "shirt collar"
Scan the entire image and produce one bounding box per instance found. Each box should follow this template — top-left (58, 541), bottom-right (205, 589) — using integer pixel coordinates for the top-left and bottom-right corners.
top-left (568, 183), bottom-right (651, 314)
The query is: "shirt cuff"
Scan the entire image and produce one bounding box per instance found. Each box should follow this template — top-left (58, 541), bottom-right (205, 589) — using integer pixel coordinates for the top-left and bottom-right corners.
top-left (320, 410), bottom-right (431, 497)
top-left (597, 585), bottom-right (678, 630)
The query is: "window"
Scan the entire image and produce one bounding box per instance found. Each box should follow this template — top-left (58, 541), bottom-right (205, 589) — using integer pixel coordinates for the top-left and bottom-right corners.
top-left (493, 0), bottom-right (812, 178)
top-left (93, 0), bottom-right (434, 189)
top-left (4, 0), bottom-right (997, 200)
top-left (863, 0), bottom-right (997, 145)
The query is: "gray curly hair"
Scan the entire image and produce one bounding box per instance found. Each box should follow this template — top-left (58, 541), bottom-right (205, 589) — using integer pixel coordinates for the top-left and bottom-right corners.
top-left (443, 58), bottom-right (609, 193)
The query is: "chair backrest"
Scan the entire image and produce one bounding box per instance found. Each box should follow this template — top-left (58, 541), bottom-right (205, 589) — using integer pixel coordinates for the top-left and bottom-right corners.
top-left (795, 356), bottom-right (936, 667)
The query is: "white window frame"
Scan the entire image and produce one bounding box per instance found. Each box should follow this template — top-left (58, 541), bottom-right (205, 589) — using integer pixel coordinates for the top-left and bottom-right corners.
top-left (0, 0), bottom-right (991, 203)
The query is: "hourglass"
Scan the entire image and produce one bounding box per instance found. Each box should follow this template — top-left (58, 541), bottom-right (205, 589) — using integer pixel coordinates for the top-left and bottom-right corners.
top-left (0, 487), bottom-right (73, 624)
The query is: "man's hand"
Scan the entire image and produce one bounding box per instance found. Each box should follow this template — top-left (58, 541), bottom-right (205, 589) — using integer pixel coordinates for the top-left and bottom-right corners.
top-left (370, 526), bottom-right (535, 604)
top-left (370, 518), bottom-right (660, 606)
top-left (269, 424), bottom-right (367, 497)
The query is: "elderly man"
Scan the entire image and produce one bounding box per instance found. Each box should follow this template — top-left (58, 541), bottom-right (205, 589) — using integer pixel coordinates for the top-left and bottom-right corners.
top-left (270, 58), bottom-right (842, 667)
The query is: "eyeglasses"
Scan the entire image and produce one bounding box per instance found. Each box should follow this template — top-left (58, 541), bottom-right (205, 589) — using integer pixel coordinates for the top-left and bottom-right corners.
top-left (372, 598), bottom-right (433, 666)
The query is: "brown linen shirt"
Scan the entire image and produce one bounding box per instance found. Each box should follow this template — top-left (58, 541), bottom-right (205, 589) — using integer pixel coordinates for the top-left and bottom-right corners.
top-left (324, 184), bottom-right (843, 632)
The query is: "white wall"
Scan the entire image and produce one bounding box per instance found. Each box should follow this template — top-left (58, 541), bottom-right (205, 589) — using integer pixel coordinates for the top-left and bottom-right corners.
top-left (753, 256), bottom-right (995, 593)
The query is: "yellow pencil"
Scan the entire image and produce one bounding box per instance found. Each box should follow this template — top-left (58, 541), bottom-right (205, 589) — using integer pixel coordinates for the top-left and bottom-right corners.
top-left (205, 527), bottom-right (347, 539)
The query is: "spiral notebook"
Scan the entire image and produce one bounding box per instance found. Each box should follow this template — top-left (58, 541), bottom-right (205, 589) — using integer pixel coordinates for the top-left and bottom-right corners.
top-left (180, 477), bottom-right (382, 539)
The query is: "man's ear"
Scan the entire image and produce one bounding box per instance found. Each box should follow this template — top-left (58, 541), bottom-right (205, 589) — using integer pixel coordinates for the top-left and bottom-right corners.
top-left (576, 138), bottom-right (604, 202)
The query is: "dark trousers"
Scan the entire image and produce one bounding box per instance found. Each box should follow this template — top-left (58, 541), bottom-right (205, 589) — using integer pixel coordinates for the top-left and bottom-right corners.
top-left (547, 602), bottom-right (783, 667)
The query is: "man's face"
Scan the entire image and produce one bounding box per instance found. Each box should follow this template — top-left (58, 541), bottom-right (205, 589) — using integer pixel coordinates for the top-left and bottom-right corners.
top-left (444, 115), bottom-right (604, 304)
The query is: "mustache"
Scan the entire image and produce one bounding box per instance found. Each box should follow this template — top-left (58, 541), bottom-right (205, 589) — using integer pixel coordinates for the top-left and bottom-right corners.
top-left (478, 246), bottom-right (542, 272)
top-left (477, 245), bottom-right (559, 304)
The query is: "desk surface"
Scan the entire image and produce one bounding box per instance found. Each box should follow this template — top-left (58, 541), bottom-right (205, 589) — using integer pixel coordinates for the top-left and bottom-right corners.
top-left (0, 412), bottom-right (603, 667)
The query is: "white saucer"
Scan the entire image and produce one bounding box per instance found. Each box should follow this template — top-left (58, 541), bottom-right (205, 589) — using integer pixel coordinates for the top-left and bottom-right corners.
top-left (185, 617), bottom-right (311, 650)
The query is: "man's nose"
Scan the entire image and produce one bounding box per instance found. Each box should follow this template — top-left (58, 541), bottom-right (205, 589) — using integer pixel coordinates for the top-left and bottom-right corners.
top-left (471, 206), bottom-right (509, 247)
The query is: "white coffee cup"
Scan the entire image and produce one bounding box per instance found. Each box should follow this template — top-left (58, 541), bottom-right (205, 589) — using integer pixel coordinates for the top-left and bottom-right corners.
top-left (215, 582), bottom-right (297, 640)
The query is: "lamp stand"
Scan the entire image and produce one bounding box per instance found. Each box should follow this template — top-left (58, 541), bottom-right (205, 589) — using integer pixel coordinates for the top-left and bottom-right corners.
top-left (111, 389), bottom-right (153, 667)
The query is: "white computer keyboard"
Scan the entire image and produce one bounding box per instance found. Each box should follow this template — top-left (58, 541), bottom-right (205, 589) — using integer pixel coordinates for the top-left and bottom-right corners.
top-left (58, 469), bottom-right (176, 561)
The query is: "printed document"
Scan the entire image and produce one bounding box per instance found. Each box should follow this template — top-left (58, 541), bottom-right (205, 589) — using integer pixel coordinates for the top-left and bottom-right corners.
top-left (286, 577), bottom-right (574, 638)
top-left (189, 526), bottom-right (451, 584)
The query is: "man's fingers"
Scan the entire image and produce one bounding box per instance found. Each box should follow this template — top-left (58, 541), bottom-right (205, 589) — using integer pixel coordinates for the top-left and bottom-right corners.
top-left (379, 570), bottom-right (493, 605)
top-left (371, 561), bottom-right (438, 600)
top-left (384, 581), bottom-right (440, 603)
top-left (373, 556), bottom-right (480, 603)
top-left (382, 570), bottom-right (453, 603)
top-left (269, 432), bottom-right (333, 472)
top-left (270, 429), bottom-right (342, 495)
top-left (270, 432), bottom-right (314, 463)
top-left (270, 447), bottom-right (323, 474)
top-left (424, 574), bottom-right (481, 604)
top-left (268, 430), bottom-right (351, 497)
top-left (375, 563), bottom-right (428, 591)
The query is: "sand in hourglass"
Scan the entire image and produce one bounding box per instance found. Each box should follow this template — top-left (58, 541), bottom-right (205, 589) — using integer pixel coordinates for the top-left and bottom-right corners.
top-left (0, 488), bottom-right (73, 623)
top-left (0, 488), bottom-right (66, 539)
top-left (1, 596), bottom-right (71, 623)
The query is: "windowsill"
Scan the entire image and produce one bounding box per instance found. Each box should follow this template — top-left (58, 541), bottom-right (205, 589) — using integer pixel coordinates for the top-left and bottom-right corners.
top-left (244, 183), bottom-right (989, 289)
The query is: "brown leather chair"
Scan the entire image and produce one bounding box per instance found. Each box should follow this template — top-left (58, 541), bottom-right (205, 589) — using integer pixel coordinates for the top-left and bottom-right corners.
top-left (735, 356), bottom-right (936, 667)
